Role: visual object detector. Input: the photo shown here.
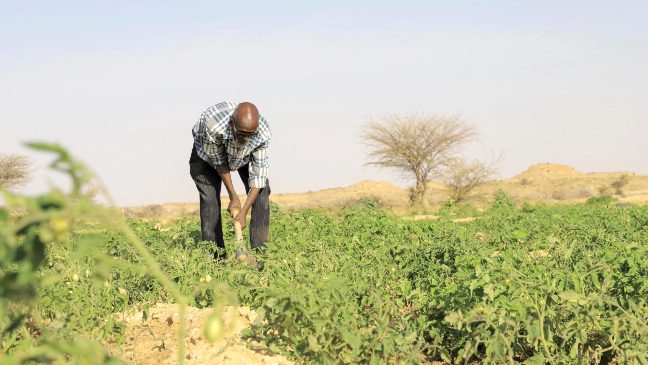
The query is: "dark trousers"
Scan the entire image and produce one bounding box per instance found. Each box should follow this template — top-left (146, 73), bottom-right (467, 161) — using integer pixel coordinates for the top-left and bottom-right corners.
top-left (189, 147), bottom-right (270, 253)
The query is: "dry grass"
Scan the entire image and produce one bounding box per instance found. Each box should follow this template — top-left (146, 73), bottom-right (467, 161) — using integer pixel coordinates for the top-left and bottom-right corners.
top-left (0, 154), bottom-right (31, 189)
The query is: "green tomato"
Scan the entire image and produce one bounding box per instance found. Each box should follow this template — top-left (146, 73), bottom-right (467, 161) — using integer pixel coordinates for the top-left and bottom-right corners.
top-left (203, 313), bottom-right (224, 342)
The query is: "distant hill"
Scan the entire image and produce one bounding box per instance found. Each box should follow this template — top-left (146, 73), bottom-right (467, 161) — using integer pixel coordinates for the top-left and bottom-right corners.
top-left (514, 163), bottom-right (584, 180)
top-left (124, 163), bottom-right (648, 218)
top-left (481, 163), bottom-right (646, 205)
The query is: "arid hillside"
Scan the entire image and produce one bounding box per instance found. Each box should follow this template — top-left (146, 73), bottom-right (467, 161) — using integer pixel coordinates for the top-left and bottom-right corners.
top-left (124, 163), bottom-right (648, 218)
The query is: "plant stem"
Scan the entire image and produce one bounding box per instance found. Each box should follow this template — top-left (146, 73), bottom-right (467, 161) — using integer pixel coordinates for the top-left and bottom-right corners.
top-left (534, 297), bottom-right (555, 365)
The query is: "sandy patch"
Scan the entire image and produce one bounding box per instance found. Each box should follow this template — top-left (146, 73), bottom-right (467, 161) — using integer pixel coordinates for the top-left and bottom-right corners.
top-left (107, 303), bottom-right (292, 365)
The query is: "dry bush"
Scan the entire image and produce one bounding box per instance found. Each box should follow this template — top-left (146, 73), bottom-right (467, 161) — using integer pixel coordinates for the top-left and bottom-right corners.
top-left (136, 204), bottom-right (164, 218)
top-left (361, 112), bottom-right (476, 206)
top-left (551, 190), bottom-right (566, 201)
top-left (0, 154), bottom-right (31, 189)
top-left (598, 185), bottom-right (610, 195)
top-left (443, 158), bottom-right (499, 202)
top-left (577, 188), bottom-right (592, 199)
top-left (610, 175), bottom-right (630, 196)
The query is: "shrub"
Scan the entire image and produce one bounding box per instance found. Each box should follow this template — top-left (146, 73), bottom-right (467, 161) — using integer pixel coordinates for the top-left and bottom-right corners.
top-left (587, 195), bottom-right (615, 205)
top-left (443, 158), bottom-right (499, 203)
top-left (490, 189), bottom-right (515, 209)
top-left (0, 154), bottom-right (31, 189)
top-left (610, 175), bottom-right (630, 196)
top-left (551, 189), bottom-right (566, 201)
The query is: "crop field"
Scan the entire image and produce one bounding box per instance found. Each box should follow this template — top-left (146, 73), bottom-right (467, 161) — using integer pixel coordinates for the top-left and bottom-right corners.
top-left (1, 146), bottom-right (648, 365)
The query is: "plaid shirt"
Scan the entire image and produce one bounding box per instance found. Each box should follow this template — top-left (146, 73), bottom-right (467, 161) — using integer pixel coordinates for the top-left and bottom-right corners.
top-left (192, 101), bottom-right (271, 189)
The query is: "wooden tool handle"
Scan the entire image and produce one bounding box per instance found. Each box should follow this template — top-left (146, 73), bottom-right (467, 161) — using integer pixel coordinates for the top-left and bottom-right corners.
top-left (232, 208), bottom-right (243, 242)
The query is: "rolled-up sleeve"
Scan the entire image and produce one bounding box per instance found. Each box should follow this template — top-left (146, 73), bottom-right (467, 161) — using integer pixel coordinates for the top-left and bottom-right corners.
top-left (249, 141), bottom-right (269, 189)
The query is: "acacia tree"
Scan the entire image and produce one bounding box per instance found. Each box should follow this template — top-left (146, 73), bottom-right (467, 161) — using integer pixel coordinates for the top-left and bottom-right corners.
top-left (361, 112), bottom-right (476, 206)
top-left (0, 154), bottom-right (31, 189)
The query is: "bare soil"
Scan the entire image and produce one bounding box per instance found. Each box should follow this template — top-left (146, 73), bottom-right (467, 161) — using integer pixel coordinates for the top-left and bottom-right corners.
top-left (106, 303), bottom-right (292, 365)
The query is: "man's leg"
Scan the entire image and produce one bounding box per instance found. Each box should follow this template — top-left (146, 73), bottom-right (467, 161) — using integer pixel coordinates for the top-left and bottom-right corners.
top-left (189, 147), bottom-right (225, 257)
top-left (237, 164), bottom-right (271, 249)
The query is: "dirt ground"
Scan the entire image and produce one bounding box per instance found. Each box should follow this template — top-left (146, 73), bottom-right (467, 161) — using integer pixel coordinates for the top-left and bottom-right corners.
top-left (123, 163), bottom-right (648, 219)
top-left (106, 303), bottom-right (292, 365)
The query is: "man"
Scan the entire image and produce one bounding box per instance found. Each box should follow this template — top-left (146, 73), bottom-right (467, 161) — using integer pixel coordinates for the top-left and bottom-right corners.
top-left (190, 101), bottom-right (271, 259)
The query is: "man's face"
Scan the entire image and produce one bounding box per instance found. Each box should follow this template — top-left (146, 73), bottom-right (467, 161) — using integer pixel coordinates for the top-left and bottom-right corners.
top-left (231, 117), bottom-right (257, 146)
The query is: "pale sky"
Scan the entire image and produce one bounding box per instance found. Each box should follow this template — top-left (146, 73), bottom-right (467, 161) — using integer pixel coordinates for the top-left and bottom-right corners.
top-left (2, 1), bottom-right (647, 206)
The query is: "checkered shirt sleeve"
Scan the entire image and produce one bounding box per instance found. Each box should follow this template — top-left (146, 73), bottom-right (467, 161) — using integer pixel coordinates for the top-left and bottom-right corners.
top-left (249, 140), bottom-right (269, 189)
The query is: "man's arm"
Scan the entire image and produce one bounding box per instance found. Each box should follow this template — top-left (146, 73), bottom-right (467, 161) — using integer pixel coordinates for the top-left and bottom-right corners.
top-left (233, 142), bottom-right (269, 229)
top-left (216, 165), bottom-right (241, 215)
top-left (234, 187), bottom-right (260, 229)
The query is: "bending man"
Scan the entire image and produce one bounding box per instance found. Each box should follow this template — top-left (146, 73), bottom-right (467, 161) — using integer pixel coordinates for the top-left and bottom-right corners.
top-left (190, 101), bottom-right (271, 258)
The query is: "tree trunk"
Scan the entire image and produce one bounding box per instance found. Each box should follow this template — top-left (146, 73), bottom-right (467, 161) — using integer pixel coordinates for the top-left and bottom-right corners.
top-left (409, 177), bottom-right (428, 207)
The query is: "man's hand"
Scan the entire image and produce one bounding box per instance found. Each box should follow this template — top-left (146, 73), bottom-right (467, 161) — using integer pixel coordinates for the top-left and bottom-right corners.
top-left (233, 187), bottom-right (260, 231)
top-left (228, 196), bottom-right (241, 217)
top-left (233, 210), bottom-right (247, 230)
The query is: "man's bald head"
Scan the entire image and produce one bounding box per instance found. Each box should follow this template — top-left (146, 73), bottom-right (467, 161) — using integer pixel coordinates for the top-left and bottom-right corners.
top-left (232, 102), bottom-right (259, 133)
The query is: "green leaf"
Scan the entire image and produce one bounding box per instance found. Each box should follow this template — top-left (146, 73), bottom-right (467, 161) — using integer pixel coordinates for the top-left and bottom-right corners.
top-left (438, 348), bottom-right (452, 363)
top-left (369, 354), bottom-right (380, 365)
top-left (527, 320), bottom-right (541, 339)
top-left (524, 353), bottom-right (546, 365)
top-left (308, 335), bottom-right (321, 352)
top-left (444, 311), bottom-right (462, 326)
top-left (484, 283), bottom-right (496, 301)
top-left (24, 141), bottom-right (67, 155)
top-left (569, 342), bottom-right (579, 358)
top-left (559, 292), bottom-right (581, 303)
top-left (512, 229), bottom-right (529, 240)
top-left (342, 330), bottom-right (361, 351)
top-left (592, 272), bottom-right (601, 289)
top-left (266, 298), bottom-right (277, 308)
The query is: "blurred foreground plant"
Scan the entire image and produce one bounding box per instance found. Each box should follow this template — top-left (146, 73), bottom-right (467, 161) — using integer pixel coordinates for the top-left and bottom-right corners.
top-left (0, 142), bottom-right (205, 364)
